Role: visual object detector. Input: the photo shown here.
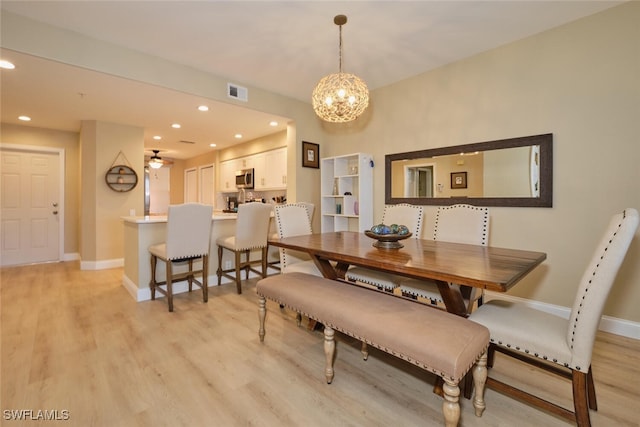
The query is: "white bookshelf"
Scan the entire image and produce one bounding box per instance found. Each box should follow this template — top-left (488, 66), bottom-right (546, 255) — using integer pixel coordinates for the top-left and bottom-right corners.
top-left (321, 153), bottom-right (373, 233)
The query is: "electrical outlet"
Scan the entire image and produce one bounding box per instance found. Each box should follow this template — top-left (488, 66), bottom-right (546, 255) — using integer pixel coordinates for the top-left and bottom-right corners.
top-left (224, 261), bottom-right (232, 270)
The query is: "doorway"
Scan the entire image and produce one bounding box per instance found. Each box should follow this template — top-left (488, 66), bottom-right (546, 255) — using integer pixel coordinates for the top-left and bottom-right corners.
top-left (0, 145), bottom-right (64, 266)
top-left (404, 164), bottom-right (434, 198)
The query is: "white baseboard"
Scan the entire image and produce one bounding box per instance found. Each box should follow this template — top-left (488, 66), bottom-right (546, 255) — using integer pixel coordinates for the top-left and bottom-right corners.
top-left (485, 291), bottom-right (640, 340)
top-left (122, 270), bottom-right (265, 302)
top-left (80, 258), bottom-right (124, 270)
top-left (62, 252), bottom-right (80, 261)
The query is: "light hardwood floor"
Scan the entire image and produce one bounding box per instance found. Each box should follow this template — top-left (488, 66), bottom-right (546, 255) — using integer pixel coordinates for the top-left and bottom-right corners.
top-left (1, 262), bottom-right (639, 426)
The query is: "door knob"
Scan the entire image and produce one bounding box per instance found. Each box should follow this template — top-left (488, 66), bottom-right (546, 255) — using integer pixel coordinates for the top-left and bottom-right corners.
top-left (53, 202), bottom-right (58, 207)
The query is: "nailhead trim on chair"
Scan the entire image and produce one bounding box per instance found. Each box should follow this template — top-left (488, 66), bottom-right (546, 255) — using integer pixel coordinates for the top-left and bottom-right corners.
top-left (381, 203), bottom-right (424, 238)
top-left (433, 204), bottom-right (489, 244)
top-left (275, 203), bottom-right (313, 269)
top-left (566, 211), bottom-right (625, 371)
top-left (486, 212), bottom-right (629, 373)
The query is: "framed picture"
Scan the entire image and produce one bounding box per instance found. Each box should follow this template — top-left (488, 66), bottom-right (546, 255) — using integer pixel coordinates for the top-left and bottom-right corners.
top-left (451, 172), bottom-right (467, 189)
top-left (302, 141), bottom-right (319, 168)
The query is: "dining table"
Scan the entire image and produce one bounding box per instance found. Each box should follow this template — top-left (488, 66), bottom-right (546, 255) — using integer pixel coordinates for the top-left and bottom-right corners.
top-left (268, 231), bottom-right (547, 317)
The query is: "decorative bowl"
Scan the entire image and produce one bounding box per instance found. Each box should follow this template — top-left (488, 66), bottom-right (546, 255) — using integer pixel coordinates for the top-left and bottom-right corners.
top-left (364, 230), bottom-right (412, 249)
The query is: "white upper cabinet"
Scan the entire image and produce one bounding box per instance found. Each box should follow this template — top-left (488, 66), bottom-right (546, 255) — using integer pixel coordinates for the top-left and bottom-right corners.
top-left (219, 147), bottom-right (287, 193)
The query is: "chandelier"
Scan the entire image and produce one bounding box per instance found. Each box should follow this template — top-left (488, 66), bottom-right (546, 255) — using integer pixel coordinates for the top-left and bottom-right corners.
top-left (312, 15), bottom-right (369, 123)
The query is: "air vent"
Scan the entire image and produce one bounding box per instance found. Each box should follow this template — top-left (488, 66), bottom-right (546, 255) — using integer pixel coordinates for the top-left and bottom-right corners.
top-left (179, 140), bottom-right (196, 144)
top-left (227, 83), bottom-right (248, 102)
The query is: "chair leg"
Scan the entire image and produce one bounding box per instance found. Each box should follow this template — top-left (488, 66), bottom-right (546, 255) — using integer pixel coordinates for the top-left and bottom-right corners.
top-left (572, 370), bottom-right (591, 427)
top-left (261, 247), bottom-right (267, 278)
top-left (234, 251), bottom-right (242, 294)
top-left (244, 250), bottom-right (251, 280)
top-left (587, 366), bottom-right (597, 410)
top-left (166, 261), bottom-right (174, 312)
top-left (149, 254), bottom-right (157, 300)
top-left (202, 254), bottom-right (209, 303)
top-left (217, 246), bottom-right (223, 286)
top-left (188, 259), bottom-right (194, 292)
top-left (487, 344), bottom-right (496, 368)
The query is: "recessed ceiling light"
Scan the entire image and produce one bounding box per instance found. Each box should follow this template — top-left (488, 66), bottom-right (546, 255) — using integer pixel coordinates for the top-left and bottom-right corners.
top-left (153, 135), bottom-right (162, 140)
top-left (0, 60), bottom-right (15, 69)
top-left (209, 143), bottom-right (217, 147)
top-left (198, 105), bottom-right (209, 112)
top-left (234, 134), bottom-right (242, 139)
top-left (18, 115), bottom-right (31, 121)
top-left (171, 123), bottom-right (181, 129)
top-left (269, 121), bottom-right (278, 127)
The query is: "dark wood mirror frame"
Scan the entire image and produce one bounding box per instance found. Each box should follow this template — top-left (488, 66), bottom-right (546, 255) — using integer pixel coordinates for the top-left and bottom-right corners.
top-left (385, 133), bottom-right (553, 207)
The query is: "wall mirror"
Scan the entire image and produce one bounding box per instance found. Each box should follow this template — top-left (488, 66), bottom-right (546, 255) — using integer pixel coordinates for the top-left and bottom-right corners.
top-left (385, 134), bottom-right (552, 207)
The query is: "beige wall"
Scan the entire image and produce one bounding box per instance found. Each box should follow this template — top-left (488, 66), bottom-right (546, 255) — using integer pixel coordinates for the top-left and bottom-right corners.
top-left (1, 4), bottom-right (638, 323)
top-left (0, 123), bottom-right (80, 256)
top-left (321, 3), bottom-right (640, 322)
top-left (80, 121), bottom-right (144, 262)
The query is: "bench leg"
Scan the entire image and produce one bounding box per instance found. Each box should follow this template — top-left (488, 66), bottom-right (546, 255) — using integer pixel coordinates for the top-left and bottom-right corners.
top-left (472, 350), bottom-right (488, 417)
top-left (324, 326), bottom-right (335, 384)
top-left (258, 296), bottom-right (266, 342)
top-left (361, 341), bottom-right (369, 360)
top-left (442, 378), bottom-right (461, 427)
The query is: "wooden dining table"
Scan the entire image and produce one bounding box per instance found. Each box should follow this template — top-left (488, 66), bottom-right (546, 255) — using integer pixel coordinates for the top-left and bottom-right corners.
top-left (268, 231), bottom-right (547, 317)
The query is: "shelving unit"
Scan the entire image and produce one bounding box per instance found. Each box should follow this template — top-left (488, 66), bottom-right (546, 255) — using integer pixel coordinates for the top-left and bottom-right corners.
top-left (105, 165), bottom-right (138, 192)
top-left (321, 153), bottom-right (373, 233)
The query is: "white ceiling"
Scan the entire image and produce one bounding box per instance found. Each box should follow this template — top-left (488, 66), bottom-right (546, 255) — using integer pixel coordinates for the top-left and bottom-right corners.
top-left (0, 1), bottom-right (623, 159)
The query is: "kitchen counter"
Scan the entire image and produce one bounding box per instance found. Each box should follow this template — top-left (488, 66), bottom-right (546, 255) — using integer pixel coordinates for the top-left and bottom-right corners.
top-left (121, 210), bottom-right (276, 302)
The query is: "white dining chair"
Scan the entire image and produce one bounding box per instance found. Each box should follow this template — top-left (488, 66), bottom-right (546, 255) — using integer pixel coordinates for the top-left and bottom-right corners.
top-left (273, 203), bottom-right (322, 276)
top-left (398, 204), bottom-right (489, 312)
top-left (346, 203), bottom-right (424, 291)
top-left (469, 208), bottom-right (638, 426)
top-left (216, 202), bottom-right (273, 294)
top-left (267, 202), bottom-right (315, 272)
top-left (148, 203), bottom-right (213, 312)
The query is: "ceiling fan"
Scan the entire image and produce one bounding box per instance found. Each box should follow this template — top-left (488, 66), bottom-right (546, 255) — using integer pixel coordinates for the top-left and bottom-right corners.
top-left (147, 149), bottom-right (173, 169)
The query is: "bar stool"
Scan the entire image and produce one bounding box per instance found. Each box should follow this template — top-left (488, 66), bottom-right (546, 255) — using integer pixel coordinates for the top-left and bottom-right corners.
top-left (149, 203), bottom-right (213, 312)
top-left (216, 202), bottom-right (273, 294)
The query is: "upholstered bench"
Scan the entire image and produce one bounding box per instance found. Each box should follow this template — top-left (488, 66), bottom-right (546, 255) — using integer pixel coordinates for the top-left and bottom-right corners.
top-left (256, 272), bottom-right (490, 427)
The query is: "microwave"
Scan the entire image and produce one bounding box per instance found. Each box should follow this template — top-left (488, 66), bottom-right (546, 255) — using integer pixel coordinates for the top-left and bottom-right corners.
top-left (235, 168), bottom-right (254, 189)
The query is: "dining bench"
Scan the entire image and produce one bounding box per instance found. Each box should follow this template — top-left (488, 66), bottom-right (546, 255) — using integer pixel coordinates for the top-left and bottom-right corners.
top-left (256, 272), bottom-right (490, 427)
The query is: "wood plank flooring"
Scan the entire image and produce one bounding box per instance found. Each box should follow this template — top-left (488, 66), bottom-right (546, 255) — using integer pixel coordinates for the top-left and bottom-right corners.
top-left (1, 261), bottom-right (639, 426)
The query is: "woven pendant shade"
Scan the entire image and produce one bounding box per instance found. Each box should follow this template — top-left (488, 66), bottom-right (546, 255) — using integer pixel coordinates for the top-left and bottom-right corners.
top-left (312, 15), bottom-right (369, 123)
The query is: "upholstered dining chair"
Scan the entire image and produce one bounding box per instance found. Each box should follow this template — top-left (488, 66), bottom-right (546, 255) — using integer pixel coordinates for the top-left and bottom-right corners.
top-left (346, 203), bottom-right (424, 291)
top-left (273, 203), bottom-right (321, 276)
top-left (149, 203), bottom-right (213, 312)
top-left (216, 202), bottom-right (273, 294)
top-left (399, 204), bottom-right (489, 312)
top-left (469, 208), bottom-right (638, 426)
top-left (267, 202), bottom-right (315, 272)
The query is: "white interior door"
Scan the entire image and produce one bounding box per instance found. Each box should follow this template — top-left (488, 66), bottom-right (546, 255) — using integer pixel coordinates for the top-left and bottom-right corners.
top-left (184, 167), bottom-right (198, 203)
top-left (199, 164), bottom-right (214, 205)
top-left (1, 147), bottom-right (61, 266)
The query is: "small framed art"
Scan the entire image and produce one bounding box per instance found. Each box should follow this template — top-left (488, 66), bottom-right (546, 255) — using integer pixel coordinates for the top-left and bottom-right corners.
top-left (302, 141), bottom-right (319, 168)
top-left (451, 172), bottom-right (467, 189)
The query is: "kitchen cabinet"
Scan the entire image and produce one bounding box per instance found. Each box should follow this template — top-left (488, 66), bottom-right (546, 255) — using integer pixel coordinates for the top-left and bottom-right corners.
top-left (255, 147), bottom-right (287, 190)
top-left (220, 147), bottom-right (287, 193)
top-left (321, 153), bottom-right (373, 233)
top-left (219, 159), bottom-right (239, 192)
